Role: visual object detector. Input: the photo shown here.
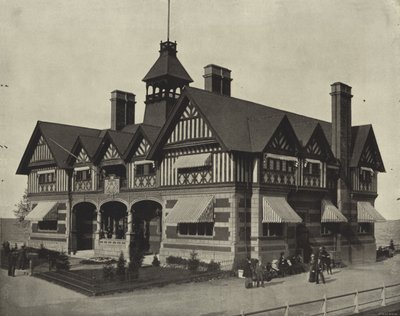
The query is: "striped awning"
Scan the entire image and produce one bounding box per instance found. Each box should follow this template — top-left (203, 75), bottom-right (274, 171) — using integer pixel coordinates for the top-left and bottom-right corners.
top-left (321, 199), bottom-right (348, 223)
top-left (165, 195), bottom-right (214, 224)
top-left (134, 160), bottom-right (154, 166)
top-left (262, 196), bottom-right (302, 223)
top-left (265, 153), bottom-right (298, 162)
top-left (357, 201), bottom-right (385, 223)
top-left (25, 202), bottom-right (58, 221)
top-left (173, 153), bottom-right (212, 169)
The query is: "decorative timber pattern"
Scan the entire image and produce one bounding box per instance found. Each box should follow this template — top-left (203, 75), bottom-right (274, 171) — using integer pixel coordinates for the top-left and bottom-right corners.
top-left (134, 138), bottom-right (150, 157)
top-left (167, 103), bottom-right (213, 144)
top-left (305, 136), bottom-right (322, 156)
top-left (360, 143), bottom-right (379, 167)
top-left (135, 175), bottom-right (157, 188)
top-left (263, 171), bottom-right (296, 185)
top-left (76, 148), bottom-right (90, 164)
top-left (27, 168), bottom-right (68, 193)
top-left (160, 145), bottom-right (235, 186)
top-left (102, 144), bottom-right (120, 161)
top-left (267, 130), bottom-right (293, 152)
top-left (30, 136), bottom-right (54, 163)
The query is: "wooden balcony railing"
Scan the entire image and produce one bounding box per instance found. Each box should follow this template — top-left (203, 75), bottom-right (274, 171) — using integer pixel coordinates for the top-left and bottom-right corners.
top-left (134, 175), bottom-right (157, 188)
top-left (262, 170), bottom-right (296, 186)
top-left (74, 180), bottom-right (92, 192)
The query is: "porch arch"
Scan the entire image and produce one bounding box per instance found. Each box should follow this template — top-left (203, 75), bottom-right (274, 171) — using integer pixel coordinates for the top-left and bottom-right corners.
top-left (73, 201), bottom-right (97, 251)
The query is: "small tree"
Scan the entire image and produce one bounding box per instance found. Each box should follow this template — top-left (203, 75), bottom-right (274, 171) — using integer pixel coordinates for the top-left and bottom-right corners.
top-left (116, 252), bottom-right (126, 280)
top-left (13, 189), bottom-right (31, 227)
top-left (187, 250), bottom-right (200, 273)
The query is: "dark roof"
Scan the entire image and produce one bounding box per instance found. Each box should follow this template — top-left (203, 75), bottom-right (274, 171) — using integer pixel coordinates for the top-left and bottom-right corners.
top-left (17, 121), bottom-right (101, 174)
top-left (78, 135), bottom-right (103, 159)
top-left (185, 87), bottom-right (331, 152)
top-left (121, 124), bottom-right (141, 134)
top-left (142, 42), bottom-right (193, 83)
top-left (141, 124), bottom-right (162, 144)
top-left (106, 130), bottom-right (134, 156)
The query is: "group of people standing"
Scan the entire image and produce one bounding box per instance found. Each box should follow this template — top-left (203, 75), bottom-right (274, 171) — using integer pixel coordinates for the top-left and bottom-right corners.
top-left (308, 246), bottom-right (332, 284)
top-left (3, 241), bottom-right (28, 277)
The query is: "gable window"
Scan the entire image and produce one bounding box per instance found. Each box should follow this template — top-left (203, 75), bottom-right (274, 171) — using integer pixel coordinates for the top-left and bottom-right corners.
top-left (266, 158), bottom-right (294, 173)
top-left (178, 223), bottom-right (214, 236)
top-left (262, 223), bottom-right (283, 237)
top-left (360, 168), bottom-right (373, 184)
top-left (38, 172), bottom-right (56, 184)
top-left (136, 163), bottom-right (155, 176)
top-left (75, 169), bottom-right (91, 181)
top-left (304, 162), bottom-right (320, 176)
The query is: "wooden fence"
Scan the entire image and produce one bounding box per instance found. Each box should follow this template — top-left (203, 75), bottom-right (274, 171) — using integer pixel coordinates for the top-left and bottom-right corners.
top-left (234, 282), bottom-right (400, 316)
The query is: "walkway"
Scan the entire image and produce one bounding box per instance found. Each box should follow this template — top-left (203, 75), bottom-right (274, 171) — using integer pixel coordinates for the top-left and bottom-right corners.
top-left (1, 255), bottom-right (399, 316)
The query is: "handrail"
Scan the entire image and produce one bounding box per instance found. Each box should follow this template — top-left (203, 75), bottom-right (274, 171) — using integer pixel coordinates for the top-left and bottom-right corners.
top-left (234, 282), bottom-right (400, 316)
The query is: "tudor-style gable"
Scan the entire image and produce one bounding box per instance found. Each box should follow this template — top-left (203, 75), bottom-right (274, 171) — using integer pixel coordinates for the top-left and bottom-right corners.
top-left (166, 101), bottom-right (214, 144)
top-left (102, 143), bottom-right (121, 161)
top-left (264, 117), bottom-right (300, 155)
top-left (303, 124), bottom-right (334, 162)
top-left (135, 137), bottom-right (150, 157)
top-left (76, 148), bottom-right (90, 165)
top-left (29, 135), bottom-right (55, 165)
top-left (359, 139), bottom-right (384, 171)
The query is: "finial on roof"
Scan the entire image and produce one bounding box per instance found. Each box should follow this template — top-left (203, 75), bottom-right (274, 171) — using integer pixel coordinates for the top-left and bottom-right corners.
top-left (167, 0), bottom-right (171, 41)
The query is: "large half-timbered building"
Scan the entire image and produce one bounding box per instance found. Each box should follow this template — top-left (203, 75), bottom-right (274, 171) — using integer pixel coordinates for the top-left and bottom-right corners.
top-left (17, 39), bottom-right (386, 266)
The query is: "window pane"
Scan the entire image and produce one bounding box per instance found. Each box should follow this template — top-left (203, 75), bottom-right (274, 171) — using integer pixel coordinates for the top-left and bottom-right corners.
top-left (188, 223), bottom-right (197, 235)
top-left (205, 223), bottom-right (213, 236)
top-left (198, 223), bottom-right (205, 235)
top-left (179, 223), bottom-right (188, 235)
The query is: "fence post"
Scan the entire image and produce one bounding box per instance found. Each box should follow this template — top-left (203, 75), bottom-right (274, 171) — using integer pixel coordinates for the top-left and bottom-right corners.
top-left (321, 294), bottom-right (327, 316)
top-left (354, 290), bottom-right (359, 313)
top-left (381, 283), bottom-right (386, 306)
top-left (284, 302), bottom-right (289, 316)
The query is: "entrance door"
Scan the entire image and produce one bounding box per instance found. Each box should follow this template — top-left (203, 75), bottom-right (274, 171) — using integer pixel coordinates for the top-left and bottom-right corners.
top-left (296, 224), bottom-right (312, 263)
top-left (75, 203), bottom-right (96, 250)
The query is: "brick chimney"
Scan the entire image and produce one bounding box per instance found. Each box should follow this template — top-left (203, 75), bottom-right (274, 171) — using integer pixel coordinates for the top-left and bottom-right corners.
top-left (110, 90), bottom-right (136, 130)
top-left (203, 64), bottom-right (232, 96)
top-left (330, 82), bottom-right (353, 177)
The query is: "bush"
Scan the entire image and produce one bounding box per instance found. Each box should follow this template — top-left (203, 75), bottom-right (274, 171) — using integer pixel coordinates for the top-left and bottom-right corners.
top-left (166, 256), bottom-right (188, 266)
top-left (152, 255), bottom-right (160, 267)
top-left (187, 250), bottom-right (200, 273)
top-left (103, 261), bottom-right (115, 280)
top-left (207, 260), bottom-right (221, 272)
top-left (55, 252), bottom-right (70, 271)
top-left (116, 252), bottom-right (126, 280)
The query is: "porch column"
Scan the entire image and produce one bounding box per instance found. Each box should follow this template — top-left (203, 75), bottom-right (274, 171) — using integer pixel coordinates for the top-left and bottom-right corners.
top-left (95, 209), bottom-right (101, 242)
top-left (126, 210), bottom-right (133, 261)
top-left (113, 217), bottom-right (117, 239)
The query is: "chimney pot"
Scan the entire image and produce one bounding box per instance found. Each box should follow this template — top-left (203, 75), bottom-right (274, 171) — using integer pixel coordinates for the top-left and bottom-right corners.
top-left (110, 90), bottom-right (136, 130)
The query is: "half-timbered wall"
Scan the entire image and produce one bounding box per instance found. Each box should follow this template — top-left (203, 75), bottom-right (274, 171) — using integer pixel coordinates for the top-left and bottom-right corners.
top-left (161, 145), bottom-right (237, 186)
top-left (235, 155), bottom-right (252, 183)
top-left (167, 102), bottom-right (213, 144)
top-left (134, 138), bottom-right (150, 156)
top-left (28, 167), bottom-right (68, 193)
top-left (102, 143), bottom-right (120, 161)
top-left (30, 136), bottom-right (54, 163)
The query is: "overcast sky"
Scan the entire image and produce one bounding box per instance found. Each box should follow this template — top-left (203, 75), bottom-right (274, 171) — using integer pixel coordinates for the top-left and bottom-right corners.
top-left (0, 0), bottom-right (399, 219)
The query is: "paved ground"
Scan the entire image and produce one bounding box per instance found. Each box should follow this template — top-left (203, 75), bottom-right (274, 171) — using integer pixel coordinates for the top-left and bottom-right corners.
top-left (1, 255), bottom-right (399, 316)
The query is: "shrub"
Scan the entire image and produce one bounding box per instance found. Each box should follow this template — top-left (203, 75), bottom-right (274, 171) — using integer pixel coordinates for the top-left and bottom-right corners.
top-left (116, 252), bottom-right (126, 280)
top-left (166, 256), bottom-right (188, 266)
top-left (103, 261), bottom-right (115, 280)
top-left (207, 260), bottom-right (221, 272)
top-left (152, 255), bottom-right (160, 267)
top-left (55, 251), bottom-right (70, 271)
top-left (187, 250), bottom-right (200, 273)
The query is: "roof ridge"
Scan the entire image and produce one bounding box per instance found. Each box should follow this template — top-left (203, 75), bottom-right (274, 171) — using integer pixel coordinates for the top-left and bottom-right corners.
top-left (185, 87), bottom-right (330, 125)
top-left (38, 120), bottom-right (101, 131)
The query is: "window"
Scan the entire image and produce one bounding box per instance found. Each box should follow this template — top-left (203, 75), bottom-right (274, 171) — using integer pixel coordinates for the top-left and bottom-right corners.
top-left (358, 223), bottom-right (371, 234)
top-left (38, 220), bottom-right (57, 231)
top-left (360, 170), bottom-right (372, 184)
top-left (38, 172), bottom-right (56, 184)
top-left (262, 223), bottom-right (283, 237)
top-left (304, 162), bottom-right (320, 176)
top-left (75, 169), bottom-right (91, 181)
top-left (178, 223), bottom-right (214, 236)
top-left (321, 224), bottom-right (332, 236)
top-left (265, 158), bottom-right (294, 173)
top-left (136, 163), bottom-right (155, 176)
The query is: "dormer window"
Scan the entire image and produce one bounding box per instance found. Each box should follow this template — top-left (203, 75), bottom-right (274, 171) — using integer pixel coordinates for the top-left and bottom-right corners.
top-left (75, 169), bottom-right (91, 181)
top-left (303, 160), bottom-right (321, 176)
top-left (136, 163), bottom-right (155, 176)
top-left (38, 171), bottom-right (56, 184)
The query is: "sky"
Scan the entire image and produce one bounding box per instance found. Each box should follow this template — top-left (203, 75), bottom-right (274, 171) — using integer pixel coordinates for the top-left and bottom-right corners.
top-left (0, 0), bottom-right (399, 219)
